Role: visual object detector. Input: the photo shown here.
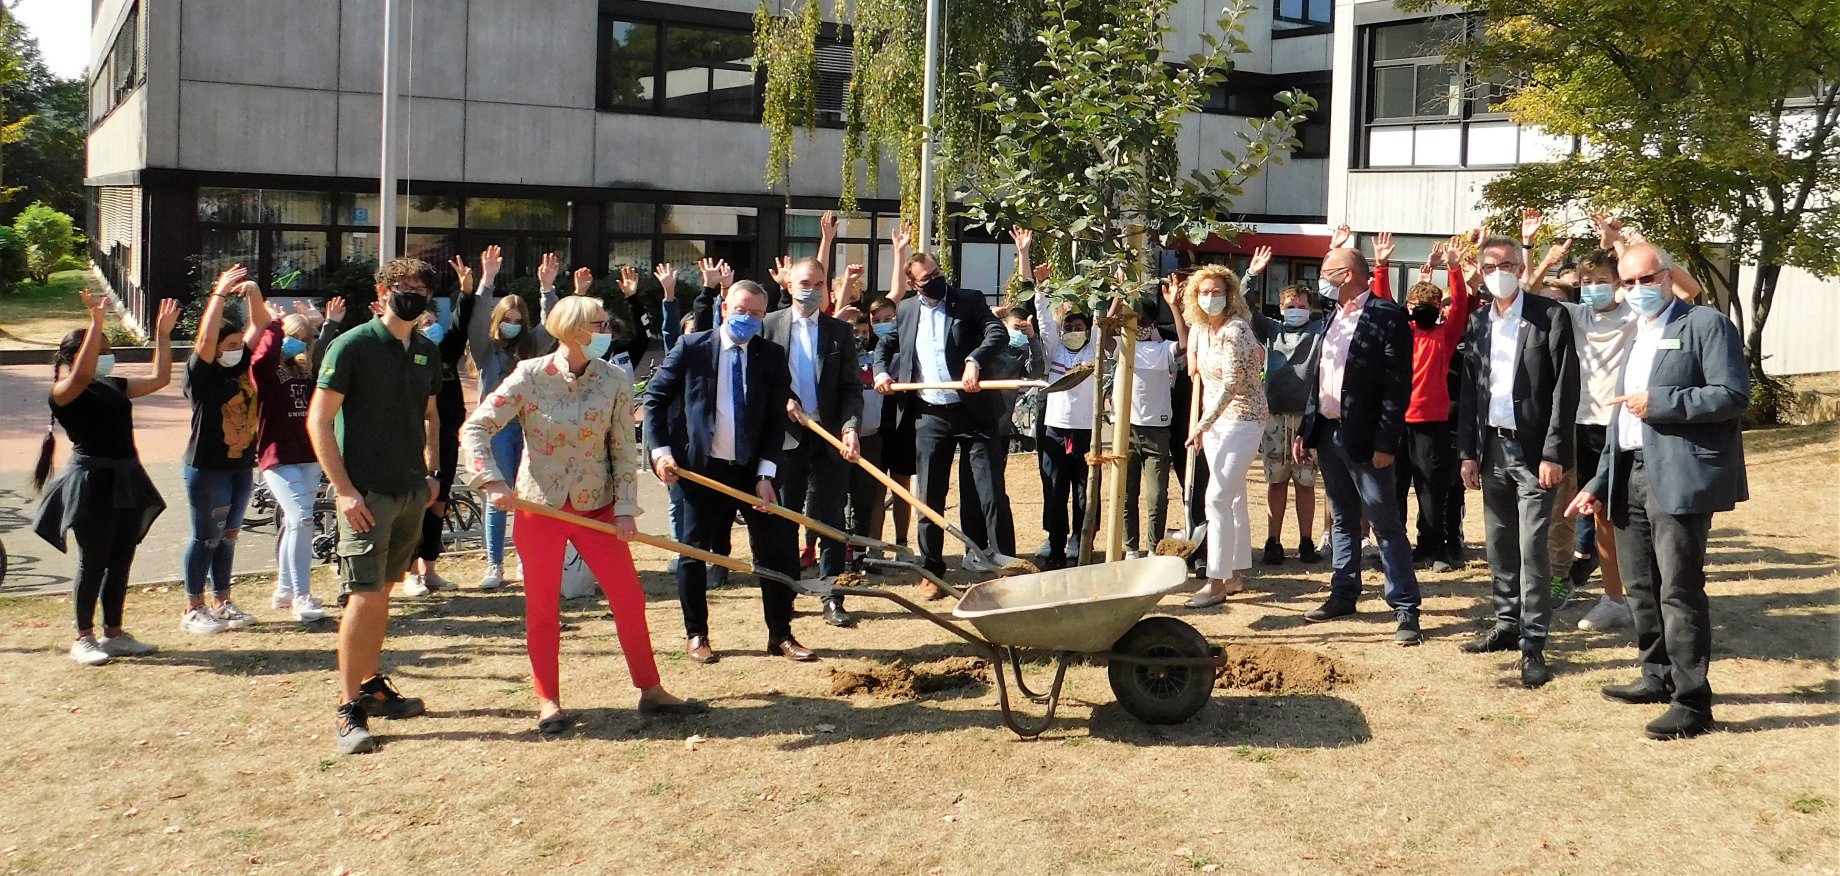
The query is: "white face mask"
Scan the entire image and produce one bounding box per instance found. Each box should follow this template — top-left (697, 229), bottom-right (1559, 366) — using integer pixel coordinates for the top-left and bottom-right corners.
top-left (1484, 269), bottom-right (1520, 299)
top-left (1316, 276), bottom-right (1340, 303)
top-left (217, 348), bottom-right (245, 367)
top-left (1197, 295), bottom-right (1228, 316)
top-left (1061, 331), bottom-right (1089, 352)
top-left (93, 353), bottom-right (116, 379)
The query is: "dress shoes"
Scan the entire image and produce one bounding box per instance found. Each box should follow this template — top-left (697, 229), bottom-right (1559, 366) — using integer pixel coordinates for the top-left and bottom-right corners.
top-left (768, 637), bottom-right (817, 662)
top-left (1644, 705), bottom-right (1713, 740)
top-left (1601, 678), bottom-right (1671, 705)
top-left (1303, 597), bottom-right (1357, 623)
top-left (686, 635), bottom-right (719, 665)
top-left (822, 598), bottom-right (857, 628)
top-left (1518, 646), bottom-right (1553, 688)
top-left (1460, 626), bottom-right (1519, 654)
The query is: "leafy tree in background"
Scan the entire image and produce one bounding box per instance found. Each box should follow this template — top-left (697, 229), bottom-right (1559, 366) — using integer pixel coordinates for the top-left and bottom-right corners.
top-left (13, 199), bottom-right (74, 283)
top-left (1413, 0), bottom-right (1840, 417)
top-left (0, 5), bottom-right (88, 224)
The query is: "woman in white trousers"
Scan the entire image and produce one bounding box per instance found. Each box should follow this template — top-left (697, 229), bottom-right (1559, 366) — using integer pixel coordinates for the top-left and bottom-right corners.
top-left (1182, 265), bottom-right (1270, 608)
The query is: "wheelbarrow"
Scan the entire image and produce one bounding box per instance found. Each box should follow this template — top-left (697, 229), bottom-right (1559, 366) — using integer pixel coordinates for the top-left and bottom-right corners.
top-left (811, 555), bottom-right (1223, 738)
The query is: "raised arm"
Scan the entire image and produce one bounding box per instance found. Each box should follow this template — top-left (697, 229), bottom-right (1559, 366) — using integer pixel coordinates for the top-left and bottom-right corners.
top-left (886, 222), bottom-right (913, 305)
top-left (52, 292), bottom-right (109, 406)
top-left (243, 280), bottom-right (273, 341)
top-left (817, 210), bottom-right (838, 280)
top-left (1162, 275), bottom-right (1190, 353)
top-left (124, 297), bottom-right (181, 399)
top-left (193, 264), bottom-right (245, 362)
top-left (466, 245), bottom-right (503, 375)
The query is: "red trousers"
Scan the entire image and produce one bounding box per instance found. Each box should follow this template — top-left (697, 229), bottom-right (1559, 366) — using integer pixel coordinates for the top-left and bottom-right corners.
top-left (514, 502), bottom-right (660, 701)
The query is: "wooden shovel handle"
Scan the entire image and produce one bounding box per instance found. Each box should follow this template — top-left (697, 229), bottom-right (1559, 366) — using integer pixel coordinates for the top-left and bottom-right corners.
top-left (673, 468), bottom-right (847, 544)
top-left (511, 499), bottom-right (754, 577)
top-left (800, 414), bottom-right (954, 534)
top-left (887, 379), bottom-right (1043, 392)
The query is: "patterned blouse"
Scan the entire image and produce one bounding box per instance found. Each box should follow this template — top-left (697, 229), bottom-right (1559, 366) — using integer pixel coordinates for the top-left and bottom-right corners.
top-left (459, 352), bottom-right (641, 517)
top-left (1191, 318), bottom-right (1269, 428)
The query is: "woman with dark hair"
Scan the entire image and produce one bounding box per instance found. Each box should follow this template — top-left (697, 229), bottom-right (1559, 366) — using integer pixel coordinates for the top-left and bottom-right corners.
top-left (247, 282), bottom-right (328, 622)
top-left (178, 265), bottom-right (263, 634)
top-left (33, 290), bottom-right (179, 665)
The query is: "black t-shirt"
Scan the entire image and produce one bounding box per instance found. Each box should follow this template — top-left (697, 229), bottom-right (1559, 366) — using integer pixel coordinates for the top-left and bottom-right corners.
top-left (184, 353), bottom-right (259, 469)
top-left (50, 376), bottom-right (138, 460)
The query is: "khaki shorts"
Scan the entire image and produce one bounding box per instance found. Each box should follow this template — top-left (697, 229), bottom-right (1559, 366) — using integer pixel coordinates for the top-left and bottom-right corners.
top-left (335, 489), bottom-right (427, 591)
top-left (1260, 413), bottom-right (1316, 487)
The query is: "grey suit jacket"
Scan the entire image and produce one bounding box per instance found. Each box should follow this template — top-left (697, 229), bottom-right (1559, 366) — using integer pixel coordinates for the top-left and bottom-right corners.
top-left (763, 306), bottom-right (864, 442)
top-left (1583, 299), bottom-right (1749, 522)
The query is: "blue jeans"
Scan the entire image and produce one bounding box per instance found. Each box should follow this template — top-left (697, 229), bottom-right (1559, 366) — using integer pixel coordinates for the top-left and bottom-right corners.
top-left (261, 462), bottom-right (322, 599)
top-left (182, 465), bottom-right (254, 599)
top-left (1314, 422), bottom-right (1420, 613)
top-left (482, 422), bottom-right (524, 565)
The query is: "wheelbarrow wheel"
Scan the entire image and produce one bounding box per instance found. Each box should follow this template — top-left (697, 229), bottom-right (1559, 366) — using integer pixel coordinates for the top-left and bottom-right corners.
top-left (1108, 617), bottom-right (1214, 725)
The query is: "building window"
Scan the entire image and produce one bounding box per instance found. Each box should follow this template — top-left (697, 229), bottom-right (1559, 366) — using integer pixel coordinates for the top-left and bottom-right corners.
top-left (89, 2), bottom-right (142, 124)
top-left (1360, 17), bottom-right (1575, 169)
top-left (784, 210), bottom-right (902, 297)
top-left (605, 204), bottom-right (760, 283)
top-left (815, 38), bottom-right (853, 126)
top-left (1273, 0), bottom-right (1332, 34)
top-left (598, 12), bottom-right (759, 120)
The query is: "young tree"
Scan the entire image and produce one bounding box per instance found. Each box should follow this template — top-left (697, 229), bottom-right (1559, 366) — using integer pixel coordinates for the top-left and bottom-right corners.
top-left (1421, 0), bottom-right (1840, 418)
top-left (960, 0), bottom-right (1314, 560)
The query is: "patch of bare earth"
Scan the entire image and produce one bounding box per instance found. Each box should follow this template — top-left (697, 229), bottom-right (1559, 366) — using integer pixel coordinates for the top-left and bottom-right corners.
top-left (0, 425), bottom-right (1835, 873)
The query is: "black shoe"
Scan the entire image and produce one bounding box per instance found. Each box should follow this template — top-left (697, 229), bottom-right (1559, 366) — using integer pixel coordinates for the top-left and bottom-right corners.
top-left (638, 697), bottom-right (711, 717)
top-left (1460, 626), bottom-right (1519, 654)
top-left (536, 711), bottom-right (571, 736)
top-left (1261, 538), bottom-right (1285, 565)
top-left (1519, 644), bottom-right (1553, 688)
top-left (335, 700), bottom-right (375, 755)
top-left (1303, 598), bottom-right (1357, 623)
top-left (1601, 678), bottom-right (1671, 705)
top-left (1393, 610), bottom-right (1423, 647)
top-left (1296, 539), bottom-right (1321, 564)
top-left (1568, 552), bottom-right (1599, 590)
top-left (357, 674), bottom-right (425, 720)
top-left (1644, 705), bottom-right (1713, 740)
top-left (822, 598), bottom-right (856, 628)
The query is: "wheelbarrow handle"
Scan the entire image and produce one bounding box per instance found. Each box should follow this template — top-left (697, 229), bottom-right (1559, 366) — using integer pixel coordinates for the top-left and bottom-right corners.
top-left (510, 499), bottom-right (810, 593)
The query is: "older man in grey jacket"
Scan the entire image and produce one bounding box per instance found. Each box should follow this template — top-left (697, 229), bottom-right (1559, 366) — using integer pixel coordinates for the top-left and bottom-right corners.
top-left (1568, 243), bottom-right (1748, 742)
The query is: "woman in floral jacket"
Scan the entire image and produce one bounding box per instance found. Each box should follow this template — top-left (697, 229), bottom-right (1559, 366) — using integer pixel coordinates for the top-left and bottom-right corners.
top-left (460, 296), bottom-right (704, 734)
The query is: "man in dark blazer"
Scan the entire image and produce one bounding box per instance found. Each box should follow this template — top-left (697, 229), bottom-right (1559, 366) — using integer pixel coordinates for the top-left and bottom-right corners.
top-left (872, 251), bottom-right (1012, 585)
top-left (1569, 243), bottom-right (1748, 740)
top-left (1456, 237), bottom-right (1579, 688)
top-left (1294, 247), bottom-right (1423, 645)
top-left (764, 258), bottom-right (865, 627)
top-left (644, 281), bottom-right (813, 665)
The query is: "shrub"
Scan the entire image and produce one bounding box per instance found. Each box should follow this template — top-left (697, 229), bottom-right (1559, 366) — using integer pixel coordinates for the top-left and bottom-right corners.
top-left (0, 226), bottom-right (29, 293)
top-left (13, 201), bottom-right (77, 285)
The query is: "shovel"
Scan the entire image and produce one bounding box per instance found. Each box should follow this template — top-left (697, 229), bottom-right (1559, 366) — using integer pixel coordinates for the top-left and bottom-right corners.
top-left (799, 414), bottom-right (1039, 576)
top-left (671, 468), bottom-right (964, 599)
top-left (1155, 391), bottom-right (1234, 561)
top-left (888, 362), bottom-right (1094, 394)
top-left (512, 500), bottom-right (812, 594)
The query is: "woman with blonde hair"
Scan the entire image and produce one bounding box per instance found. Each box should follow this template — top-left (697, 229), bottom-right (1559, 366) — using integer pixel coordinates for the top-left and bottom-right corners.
top-left (247, 281), bottom-right (331, 622)
top-left (1181, 264), bottom-right (1269, 608)
top-left (462, 295), bottom-right (703, 734)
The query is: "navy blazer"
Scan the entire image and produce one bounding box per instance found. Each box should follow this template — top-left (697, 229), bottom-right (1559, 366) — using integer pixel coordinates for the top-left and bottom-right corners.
top-left (1457, 292), bottom-right (1578, 468)
top-left (1583, 300), bottom-right (1749, 522)
top-left (1299, 294), bottom-right (1413, 463)
top-left (642, 328), bottom-right (793, 474)
top-left (873, 286), bottom-right (1009, 421)
top-left (762, 306), bottom-right (864, 442)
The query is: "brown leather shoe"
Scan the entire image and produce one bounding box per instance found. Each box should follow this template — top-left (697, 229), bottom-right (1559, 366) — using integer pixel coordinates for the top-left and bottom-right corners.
top-left (686, 635), bottom-right (719, 665)
top-left (769, 637), bottom-right (817, 662)
top-left (917, 580), bottom-right (947, 601)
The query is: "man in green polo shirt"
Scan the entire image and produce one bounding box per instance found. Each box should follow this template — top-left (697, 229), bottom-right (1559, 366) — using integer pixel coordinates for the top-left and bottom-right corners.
top-left (309, 256), bottom-right (444, 755)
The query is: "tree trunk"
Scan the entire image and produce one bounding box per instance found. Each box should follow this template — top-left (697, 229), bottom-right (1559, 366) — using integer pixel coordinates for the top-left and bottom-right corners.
top-left (1105, 309), bottom-right (1138, 562)
top-left (1077, 318), bottom-right (1110, 565)
top-left (1745, 261), bottom-right (1782, 420)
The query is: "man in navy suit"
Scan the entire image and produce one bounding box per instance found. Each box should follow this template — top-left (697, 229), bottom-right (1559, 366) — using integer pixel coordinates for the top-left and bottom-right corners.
top-left (1569, 243), bottom-right (1748, 740)
top-left (1294, 247), bottom-right (1423, 645)
top-left (764, 259), bottom-right (865, 627)
top-left (644, 281), bottom-right (813, 665)
top-left (873, 251), bottom-right (1011, 588)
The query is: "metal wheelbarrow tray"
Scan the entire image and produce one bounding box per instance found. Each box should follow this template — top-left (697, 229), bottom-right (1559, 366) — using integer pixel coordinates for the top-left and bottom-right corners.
top-left (825, 556), bottom-right (1223, 738)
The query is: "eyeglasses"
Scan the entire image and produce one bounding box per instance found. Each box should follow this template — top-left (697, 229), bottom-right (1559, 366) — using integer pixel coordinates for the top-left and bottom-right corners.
top-left (390, 284), bottom-right (428, 295)
top-left (909, 270), bottom-right (942, 286)
top-left (1616, 269), bottom-right (1668, 288)
top-left (588, 319), bottom-right (611, 331)
top-left (1480, 262), bottom-right (1522, 274)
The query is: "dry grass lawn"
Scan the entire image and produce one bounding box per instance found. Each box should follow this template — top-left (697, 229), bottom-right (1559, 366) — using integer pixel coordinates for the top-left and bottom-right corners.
top-left (1, 425), bottom-right (1835, 875)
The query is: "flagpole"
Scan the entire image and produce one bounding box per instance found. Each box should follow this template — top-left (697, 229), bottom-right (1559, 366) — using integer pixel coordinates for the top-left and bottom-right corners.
top-left (915, 0), bottom-right (944, 254)
top-left (378, 0), bottom-right (401, 264)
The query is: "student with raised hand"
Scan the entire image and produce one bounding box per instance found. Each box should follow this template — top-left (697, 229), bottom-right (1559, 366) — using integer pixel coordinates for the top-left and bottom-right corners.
top-left (1120, 274), bottom-right (1188, 559)
top-left (34, 291), bottom-right (179, 665)
top-left (177, 266), bottom-right (262, 635)
top-left (245, 281), bottom-right (327, 621)
top-left (1020, 227), bottom-right (1097, 570)
top-left (401, 256), bottom-right (478, 597)
top-left (1239, 246), bottom-right (1324, 566)
top-left (1393, 237), bottom-right (1473, 575)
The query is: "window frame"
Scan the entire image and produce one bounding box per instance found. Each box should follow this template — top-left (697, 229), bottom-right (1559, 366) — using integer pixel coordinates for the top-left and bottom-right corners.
top-left (596, 3), bottom-right (764, 121)
top-left (88, 2), bottom-right (144, 126)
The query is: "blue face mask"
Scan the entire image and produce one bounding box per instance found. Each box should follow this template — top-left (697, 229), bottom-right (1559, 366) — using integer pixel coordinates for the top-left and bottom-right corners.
top-left (1580, 283), bottom-right (1616, 311)
top-left (725, 313), bottom-right (762, 344)
top-left (1627, 283), bottom-right (1669, 317)
top-left (280, 337), bottom-right (308, 358)
top-left (1281, 308), bottom-right (1310, 327)
top-left (93, 353), bottom-right (116, 379)
top-left (421, 322), bottom-right (447, 344)
top-left (873, 321), bottom-right (896, 338)
top-left (1317, 276), bottom-right (1339, 304)
top-left (499, 322), bottom-right (523, 339)
top-left (1008, 328), bottom-right (1029, 349)
top-left (585, 332), bottom-right (613, 359)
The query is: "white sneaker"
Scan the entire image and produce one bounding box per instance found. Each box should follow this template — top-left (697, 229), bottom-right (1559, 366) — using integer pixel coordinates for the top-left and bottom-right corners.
top-left (213, 600), bottom-right (256, 630)
top-left (1124, 550), bottom-right (1145, 560)
top-left (270, 591), bottom-right (292, 611)
top-left (424, 570), bottom-right (456, 591)
top-left (99, 631), bottom-right (158, 657)
top-left (70, 636), bottom-right (112, 666)
top-left (401, 574), bottom-right (431, 597)
top-left (479, 563), bottom-right (505, 591)
top-left (1578, 597), bottom-right (1632, 631)
top-left (292, 594), bottom-right (326, 623)
top-left (182, 607), bottom-right (228, 635)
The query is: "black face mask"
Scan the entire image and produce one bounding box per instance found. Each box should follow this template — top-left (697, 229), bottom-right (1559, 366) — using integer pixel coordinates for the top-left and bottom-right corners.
top-left (919, 276), bottom-right (948, 301)
top-left (1411, 304), bottom-right (1440, 330)
top-left (856, 334), bottom-right (876, 353)
top-left (389, 290), bottom-right (430, 321)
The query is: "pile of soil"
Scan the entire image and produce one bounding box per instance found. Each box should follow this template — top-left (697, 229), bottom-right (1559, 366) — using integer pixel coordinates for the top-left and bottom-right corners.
top-left (833, 571), bottom-right (869, 588)
top-left (829, 657), bottom-right (989, 698)
top-left (1217, 644), bottom-right (1349, 694)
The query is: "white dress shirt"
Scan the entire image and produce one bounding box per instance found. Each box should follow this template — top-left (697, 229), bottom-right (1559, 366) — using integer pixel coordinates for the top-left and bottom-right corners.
top-left (1617, 309), bottom-right (1670, 451)
top-left (1486, 291), bottom-right (1525, 429)
top-left (652, 327), bottom-right (774, 477)
top-left (915, 297), bottom-right (959, 405)
top-left (1316, 291), bottom-right (1370, 419)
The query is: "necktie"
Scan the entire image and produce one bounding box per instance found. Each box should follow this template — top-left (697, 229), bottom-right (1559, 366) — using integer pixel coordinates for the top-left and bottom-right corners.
top-left (793, 321), bottom-right (819, 412)
top-left (730, 345), bottom-right (750, 462)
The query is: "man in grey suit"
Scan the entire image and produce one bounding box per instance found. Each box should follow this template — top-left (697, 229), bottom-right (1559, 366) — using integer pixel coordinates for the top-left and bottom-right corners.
top-left (1568, 243), bottom-right (1749, 740)
top-left (1457, 236), bottom-right (1579, 688)
top-left (765, 258), bottom-right (865, 627)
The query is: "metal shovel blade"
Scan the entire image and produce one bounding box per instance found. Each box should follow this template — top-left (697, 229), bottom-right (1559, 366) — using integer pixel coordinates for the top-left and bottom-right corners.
top-left (1044, 362), bottom-right (1095, 394)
